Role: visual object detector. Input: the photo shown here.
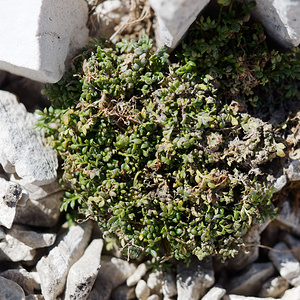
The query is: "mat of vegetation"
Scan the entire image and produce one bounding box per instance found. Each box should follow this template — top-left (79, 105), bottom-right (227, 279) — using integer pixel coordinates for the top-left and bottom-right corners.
top-left (37, 1), bottom-right (300, 264)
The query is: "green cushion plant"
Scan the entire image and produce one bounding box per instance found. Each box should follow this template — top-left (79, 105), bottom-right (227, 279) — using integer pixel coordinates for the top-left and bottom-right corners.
top-left (37, 1), bottom-right (300, 264)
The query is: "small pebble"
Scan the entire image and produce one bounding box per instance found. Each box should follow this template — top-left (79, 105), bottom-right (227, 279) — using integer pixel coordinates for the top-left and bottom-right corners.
top-left (135, 279), bottom-right (150, 300)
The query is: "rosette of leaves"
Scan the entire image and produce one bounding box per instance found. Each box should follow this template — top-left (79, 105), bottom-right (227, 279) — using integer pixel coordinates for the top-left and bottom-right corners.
top-left (37, 2), bottom-right (299, 264)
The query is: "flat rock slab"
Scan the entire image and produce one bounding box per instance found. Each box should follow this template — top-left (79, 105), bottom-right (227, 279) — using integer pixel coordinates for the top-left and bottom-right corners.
top-left (176, 256), bottom-right (215, 300)
top-left (149, 0), bottom-right (210, 49)
top-left (227, 262), bottom-right (275, 296)
top-left (0, 0), bottom-right (89, 82)
top-left (268, 242), bottom-right (300, 286)
top-left (0, 91), bottom-right (58, 186)
top-left (64, 239), bottom-right (103, 300)
top-left (250, 0), bottom-right (300, 47)
top-left (37, 221), bottom-right (93, 300)
top-left (0, 275), bottom-right (26, 299)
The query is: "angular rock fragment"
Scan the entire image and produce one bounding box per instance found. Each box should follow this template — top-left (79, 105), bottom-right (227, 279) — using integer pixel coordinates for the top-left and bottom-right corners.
top-left (0, 0), bottom-right (89, 82)
top-left (281, 285), bottom-right (300, 300)
top-left (88, 273), bottom-right (113, 300)
top-left (162, 272), bottom-right (177, 299)
top-left (111, 284), bottom-right (135, 300)
top-left (249, 0), bottom-right (300, 47)
top-left (227, 262), bottom-right (275, 296)
top-left (224, 295), bottom-right (276, 300)
top-left (146, 271), bottom-right (163, 295)
top-left (126, 263), bottom-right (147, 287)
top-left (36, 221), bottom-right (93, 300)
top-left (201, 286), bottom-right (226, 300)
top-left (0, 177), bottom-right (28, 229)
top-left (285, 159), bottom-right (300, 182)
top-left (0, 275), bottom-right (26, 299)
top-left (268, 242), bottom-right (300, 286)
top-left (176, 256), bottom-right (215, 300)
top-left (281, 233), bottom-right (300, 261)
top-left (149, 0), bottom-right (210, 49)
top-left (98, 255), bottom-right (136, 289)
top-left (0, 268), bottom-right (40, 295)
top-left (135, 279), bottom-right (150, 300)
top-left (15, 191), bottom-right (62, 228)
top-left (259, 276), bottom-right (289, 298)
top-left (64, 239), bottom-right (103, 300)
top-left (0, 91), bottom-right (58, 185)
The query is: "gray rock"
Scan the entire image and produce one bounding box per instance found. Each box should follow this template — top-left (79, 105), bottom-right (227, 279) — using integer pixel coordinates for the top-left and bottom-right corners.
top-left (176, 257), bottom-right (215, 300)
top-left (201, 287), bottom-right (226, 300)
top-left (88, 274), bottom-right (113, 300)
top-left (8, 224), bottom-right (56, 248)
top-left (268, 242), bottom-right (300, 286)
top-left (281, 285), bottom-right (300, 300)
top-left (276, 200), bottom-right (300, 236)
top-left (0, 177), bottom-right (28, 228)
top-left (0, 230), bottom-right (37, 262)
top-left (36, 221), bottom-right (93, 300)
top-left (281, 233), bottom-right (300, 261)
top-left (225, 220), bottom-right (270, 271)
top-left (162, 272), bottom-right (177, 298)
top-left (0, 275), bottom-right (26, 299)
top-left (111, 284), bottom-right (135, 300)
top-left (64, 239), bottom-right (103, 300)
top-left (227, 262), bottom-right (275, 296)
top-left (249, 0), bottom-right (300, 47)
top-left (135, 279), bottom-right (150, 300)
top-left (127, 263), bottom-right (148, 287)
top-left (273, 174), bottom-right (288, 193)
top-left (0, 91), bottom-right (58, 185)
top-left (149, 0), bottom-right (210, 49)
top-left (15, 190), bottom-right (63, 228)
top-left (98, 255), bottom-right (136, 289)
top-left (259, 276), bottom-right (289, 298)
top-left (0, 268), bottom-right (40, 295)
top-left (146, 271), bottom-right (163, 295)
top-left (285, 159), bottom-right (300, 181)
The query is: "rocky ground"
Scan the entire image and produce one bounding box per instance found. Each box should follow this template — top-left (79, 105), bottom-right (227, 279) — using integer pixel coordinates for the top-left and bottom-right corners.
top-left (0, 0), bottom-right (300, 299)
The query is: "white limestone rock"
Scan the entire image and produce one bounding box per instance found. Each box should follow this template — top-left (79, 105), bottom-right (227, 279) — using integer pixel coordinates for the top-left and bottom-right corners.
top-left (0, 275), bottom-right (26, 299)
top-left (281, 233), bottom-right (300, 261)
top-left (281, 285), bottom-right (300, 300)
top-left (135, 279), bottom-right (150, 300)
top-left (36, 221), bottom-right (93, 300)
top-left (268, 242), bottom-right (300, 286)
top-left (249, 0), bottom-right (300, 47)
top-left (146, 295), bottom-right (160, 300)
top-left (0, 0), bottom-right (89, 83)
top-left (201, 286), bottom-right (226, 300)
top-left (146, 271), bottom-right (163, 295)
top-left (276, 200), bottom-right (300, 236)
top-left (127, 263), bottom-right (148, 287)
top-left (8, 224), bottom-right (56, 249)
top-left (15, 191), bottom-right (63, 228)
top-left (285, 159), bottom-right (300, 182)
top-left (0, 91), bottom-right (58, 185)
top-left (0, 268), bottom-right (40, 295)
top-left (64, 239), bottom-right (103, 300)
top-left (227, 262), bottom-right (276, 296)
top-left (272, 174), bottom-right (287, 193)
top-left (98, 255), bottom-right (136, 289)
top-left (176, 257), bottom-right (215, 300)
top-left (0, 177), bottom-right (28, 229)
top-left (259, 276), bottom-right (289, 298)
top-left (149, 0), bottom-right (210, 49)
top-left (162, 272), bottom-right (177, 299)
